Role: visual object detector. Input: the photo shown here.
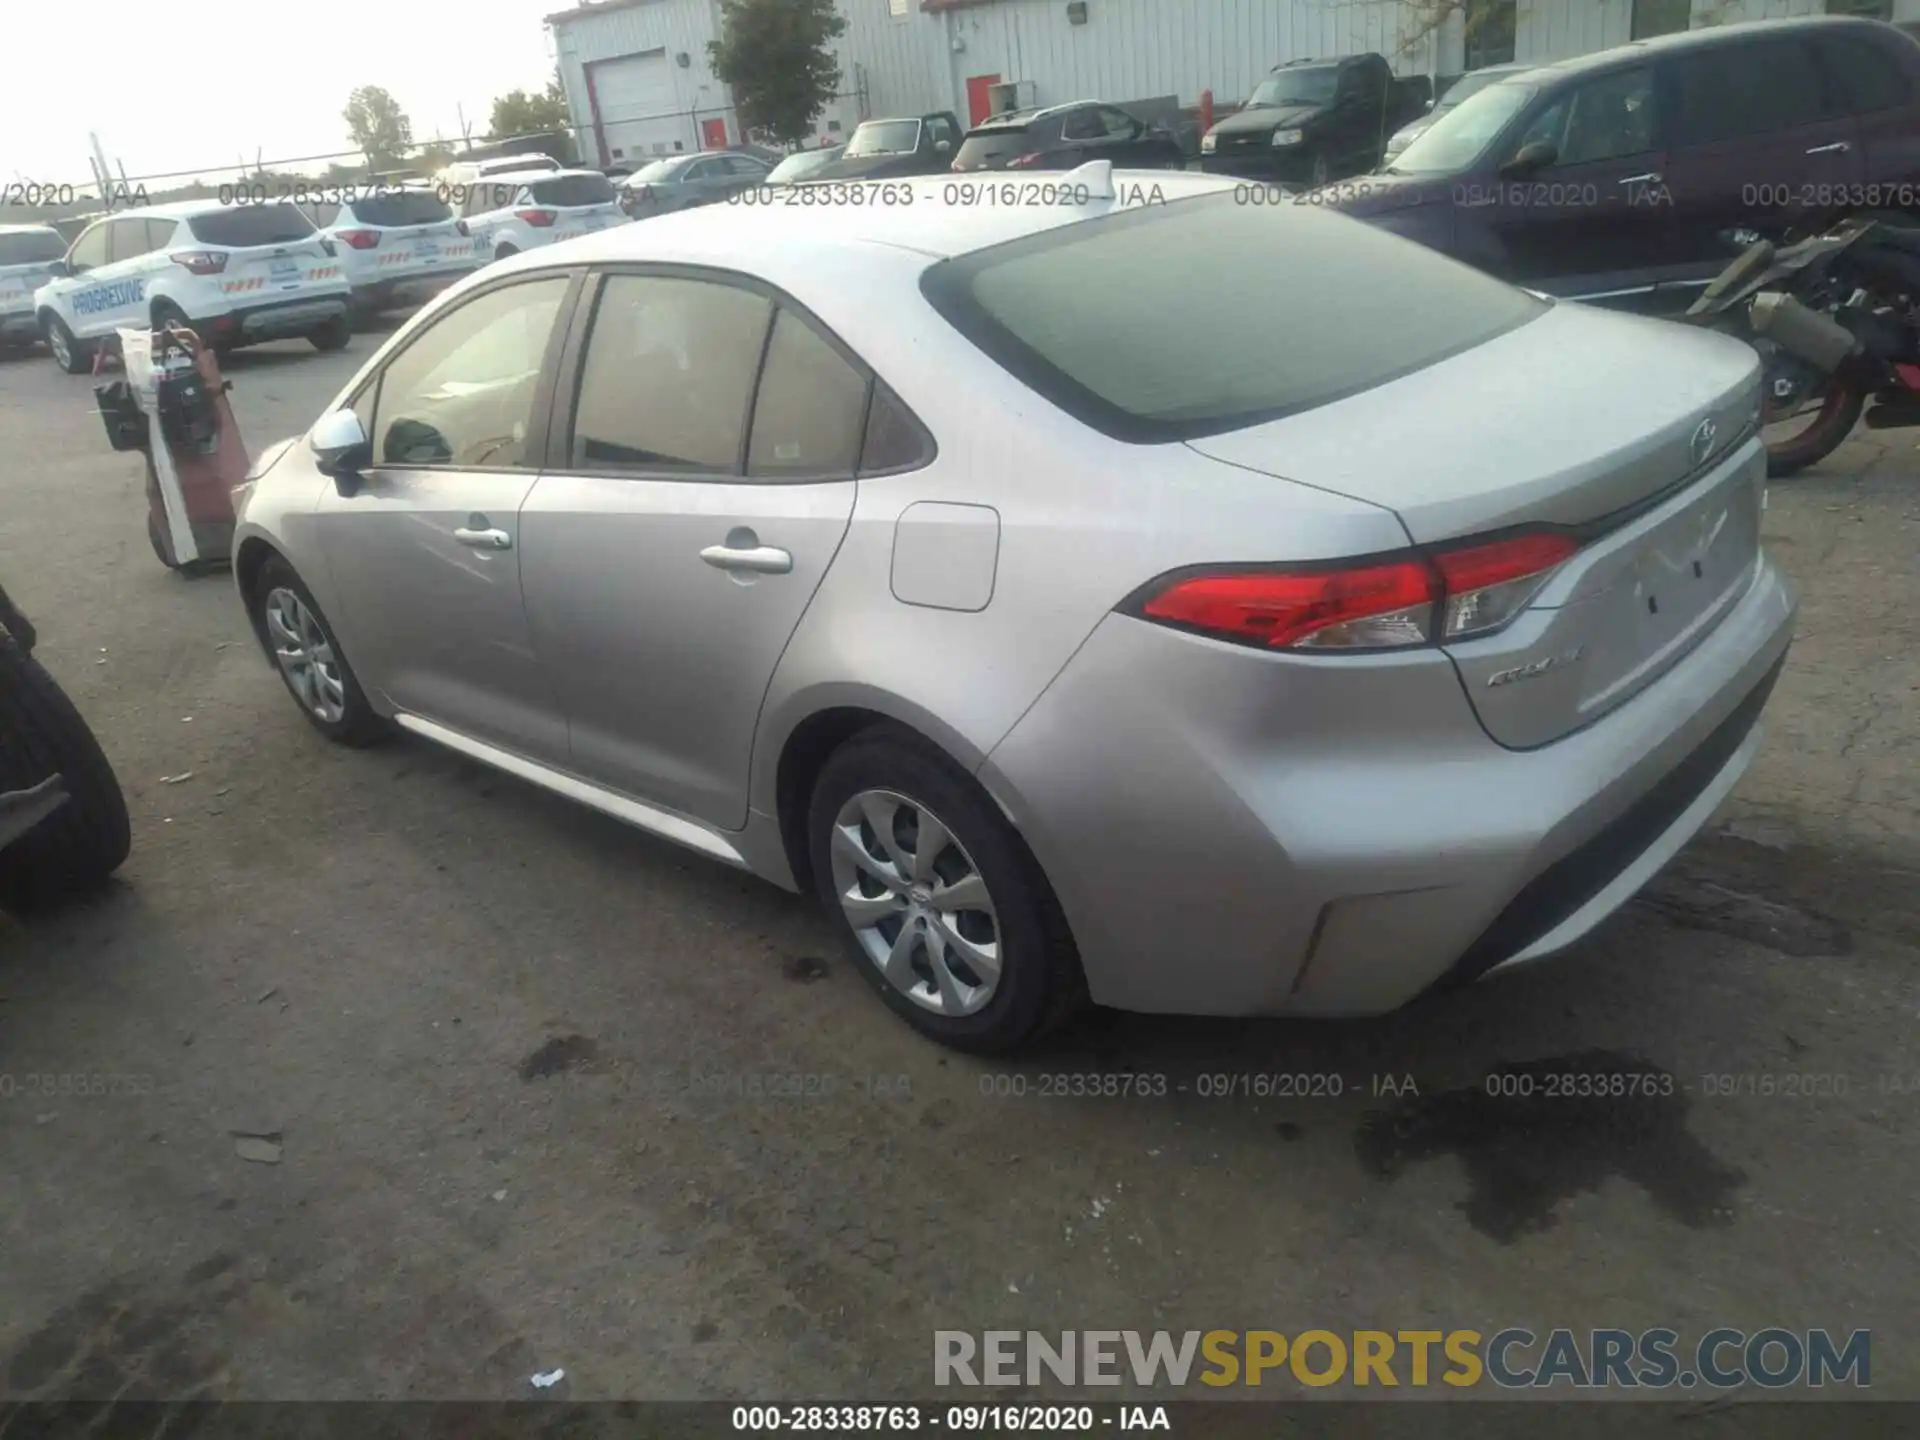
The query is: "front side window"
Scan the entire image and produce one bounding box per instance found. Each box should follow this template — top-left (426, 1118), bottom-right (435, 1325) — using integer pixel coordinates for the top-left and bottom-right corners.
top-left (1516, 67), bottom-right (1657, 165)
top-left (569, 274), bottom-right (772, 474)
top-left (1668, 43), bottom-right (1825, 146)
top-left (921, 191), bottom-right (1544, 443)
top-left (1061, 109), bottom-right (1103, 141)
top-left (67, 224), bottom-right (109, 271)
top-left (371, 277), bottom-right (568, 469)
top-left (748, 309), bottom-right (870, 479)
top-left (1389, 81), bottom-right (1536, 173)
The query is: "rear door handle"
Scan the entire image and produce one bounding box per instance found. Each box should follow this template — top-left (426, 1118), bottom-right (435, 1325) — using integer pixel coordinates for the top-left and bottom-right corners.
top-left (454, 526), bottom-right (512, 551)
top-left (1805, 142), bottom-right (1850, 156)
top-left (700, 543), bottom-right (792, 575)
top-left (1617, 172), bottom-right (1663, 186)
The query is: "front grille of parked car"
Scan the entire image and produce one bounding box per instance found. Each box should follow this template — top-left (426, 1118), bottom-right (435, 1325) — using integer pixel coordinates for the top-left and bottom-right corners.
top-left (1435, 649), bottom-right (1786, 989)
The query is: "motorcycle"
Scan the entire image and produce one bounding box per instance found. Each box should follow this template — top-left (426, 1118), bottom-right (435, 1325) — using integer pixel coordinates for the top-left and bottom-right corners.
top-left (1685, 216), bottom-right (1920, 477)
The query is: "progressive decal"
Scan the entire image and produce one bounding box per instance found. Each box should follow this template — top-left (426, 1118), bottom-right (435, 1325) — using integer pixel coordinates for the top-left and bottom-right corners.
top-left (72, 279), bottom-right (146, 316)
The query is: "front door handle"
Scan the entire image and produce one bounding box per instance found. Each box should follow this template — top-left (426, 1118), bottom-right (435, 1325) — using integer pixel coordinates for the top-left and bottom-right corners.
top-left (454, 526), bottom-right (512, 551)
top-left (1805, 141), bottom-right (1850, 156)
top-left (700, 543), bottom-right (792, 575)
top-left (1617, 172), bottom-right (1663, 186)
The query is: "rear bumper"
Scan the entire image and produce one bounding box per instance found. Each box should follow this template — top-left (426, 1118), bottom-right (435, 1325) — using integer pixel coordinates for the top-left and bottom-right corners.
top-left (979, 551), bottom-right (1797, 1017)
top-left (0, 308), bottom-right (40, 341)
top-left (210, 295), bottom-right (349, 344)
top-left (350, 264), bottom-right (480, 309)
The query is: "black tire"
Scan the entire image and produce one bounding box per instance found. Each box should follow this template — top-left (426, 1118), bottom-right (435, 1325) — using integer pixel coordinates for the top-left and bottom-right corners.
top-left (806, 724), bottom-right (1084, 1054)
top-left (249, 555), bottom-right (388, 746)
top-left (309, 316), bottom-right (351, 352)
top-left (495, 243), bottom-right (518, 262)
top-left (0, 634), bottom-right (132, 912)
top-left (43, 313), bottom-right (92, 374)
top-left (1308, 150), bottom-right (1331, 188)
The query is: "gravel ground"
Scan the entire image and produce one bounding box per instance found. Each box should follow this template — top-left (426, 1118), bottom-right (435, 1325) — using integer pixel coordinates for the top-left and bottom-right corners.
top-left (0, 328), bottom-right (1915, 1406)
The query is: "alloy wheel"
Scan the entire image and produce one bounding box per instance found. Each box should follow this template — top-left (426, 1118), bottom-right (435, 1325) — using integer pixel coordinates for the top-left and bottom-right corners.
top-left (263, 586), bottom-right (346, 724)
top-left (828, 788), bottom-right (1002, 1017)
top-left (47, 322), bottom-right (70, 370)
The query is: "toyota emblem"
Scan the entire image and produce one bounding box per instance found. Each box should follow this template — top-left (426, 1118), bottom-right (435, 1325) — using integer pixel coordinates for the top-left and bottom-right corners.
top-left (1690, 417), bottom-right (1718, 468)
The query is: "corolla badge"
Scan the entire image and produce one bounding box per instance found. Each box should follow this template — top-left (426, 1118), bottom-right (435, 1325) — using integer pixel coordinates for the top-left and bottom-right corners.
top-left (1690, 417), bottom-right (1719, 469)
top-left (1487, 646), bottom-right (1586, 689)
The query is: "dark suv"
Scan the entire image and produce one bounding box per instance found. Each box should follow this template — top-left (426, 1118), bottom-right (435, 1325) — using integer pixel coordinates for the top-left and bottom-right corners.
top-left (951, 101), bottom-right (1184, 172)
top-left (1324, 17), bottom-right (1920, 313)
top-left (1201, 53), bottom-right (1427, 185)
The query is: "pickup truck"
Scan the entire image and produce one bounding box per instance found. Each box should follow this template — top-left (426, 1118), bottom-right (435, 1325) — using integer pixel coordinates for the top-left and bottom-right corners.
top-left (1199, 52), bottom-right (1428, 187)
top-left (808, 112), bottom-right (967, 181)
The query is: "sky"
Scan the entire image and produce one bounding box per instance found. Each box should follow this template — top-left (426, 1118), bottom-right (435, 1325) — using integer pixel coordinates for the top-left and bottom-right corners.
top-left (5, 0), bottom-right (565, 188)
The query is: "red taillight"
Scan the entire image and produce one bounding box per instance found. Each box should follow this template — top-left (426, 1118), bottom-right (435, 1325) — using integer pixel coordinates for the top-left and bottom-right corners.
top-left (337, 229), bottom-right (381, 250)
top-left (1133, 530), bottom-right (1579, 652)
top-left (169, 250), bottom-right (227, 276)
top-left (516, 208), bottom-right (557, 227)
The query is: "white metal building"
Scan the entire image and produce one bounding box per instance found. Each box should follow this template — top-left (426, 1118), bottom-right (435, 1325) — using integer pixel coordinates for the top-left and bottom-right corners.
top-left (547, 0), bottom-right (1920, 165)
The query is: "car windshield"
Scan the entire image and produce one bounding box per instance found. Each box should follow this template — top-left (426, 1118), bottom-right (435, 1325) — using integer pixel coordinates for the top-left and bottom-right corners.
top-left (187, 202), bottom-right (316, 246)
top-left (921, 190), bottom-right (1543, 443)
top-left (845, 120), bottom-right (921, 157)
top-left (1387, 81), bottom-right (1538, 174)
top-left (529, 174), bottom-right (617, 207)
top-left (765, 149), bottom-right (841, 184)
top-left (1246, 69), bottom-right (1339, 108)
top-left (0, 230), bottom-right (66, 265)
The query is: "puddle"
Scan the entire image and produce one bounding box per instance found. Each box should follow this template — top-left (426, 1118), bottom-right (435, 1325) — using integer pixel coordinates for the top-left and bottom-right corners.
top-left (1354, 1050), bottom-right (1746, 1243)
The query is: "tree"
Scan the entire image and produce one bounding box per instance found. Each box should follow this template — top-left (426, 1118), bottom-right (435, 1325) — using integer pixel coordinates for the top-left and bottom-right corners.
top-left (343, 86), bottom-right (414, 172)
top-left (707, 0), bottom-right (846, 146)
top-left (491, 71), bottom-right (572, 140)
top-left (415, 142), bottom-right (457, 175)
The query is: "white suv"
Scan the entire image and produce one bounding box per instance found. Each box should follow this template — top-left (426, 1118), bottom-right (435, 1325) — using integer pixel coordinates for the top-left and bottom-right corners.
top-left (455, 169), bottom-right (627, 263)
top-left (304, 187), bottom-right (480, 318)
top-left (34, 199), bottom-right (352, 373)
top-left (0, 225), bottom-right (67, 355)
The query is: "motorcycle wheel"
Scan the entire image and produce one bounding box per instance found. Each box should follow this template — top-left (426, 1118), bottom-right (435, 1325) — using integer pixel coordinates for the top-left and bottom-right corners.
top-left (1762, 378), bottom-right (1865, 478)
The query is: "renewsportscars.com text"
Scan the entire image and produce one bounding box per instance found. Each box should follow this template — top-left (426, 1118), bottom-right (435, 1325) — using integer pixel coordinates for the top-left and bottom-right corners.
top-left (934, 1328), bottom-right (1870, 1390)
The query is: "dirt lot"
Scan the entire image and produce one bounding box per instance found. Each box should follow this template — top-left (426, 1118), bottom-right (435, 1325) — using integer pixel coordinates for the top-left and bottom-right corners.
top-left (0, 329), bottom-right (1916, 1407)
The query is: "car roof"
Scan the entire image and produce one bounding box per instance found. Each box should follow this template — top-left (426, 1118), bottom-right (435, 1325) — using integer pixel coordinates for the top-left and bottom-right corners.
top-left (491, 167), bottom-right (607, 183)
top-left (500, 166), bottom-right (1234, 276)
top-left (1525, 14), bottom-right (1896, 82)
top-left (86, 198), bottom-right (275, 221)
top-left (971, 99), bottom-right (1108, 131)
top-left (0, 223), bottom-right (62, 237)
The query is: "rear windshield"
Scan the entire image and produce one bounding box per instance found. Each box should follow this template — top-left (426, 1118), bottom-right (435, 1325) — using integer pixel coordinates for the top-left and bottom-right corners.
top-left (766, 149), bottom-right (841, 184)
top-left (954, 131), bottom-right (1035, 168)
top-left (188, 203), bottom-right (316, 247)
top-left (920, 192), bottom-right (1545, 443)
top-left (846, 120), bottom-right (921, 157)
top-left (529, 174), bottom-right (617, 207)
top-left (350, 191), bottom-right (453, 227)
top-left (0, 230), bottom-right (66, 265)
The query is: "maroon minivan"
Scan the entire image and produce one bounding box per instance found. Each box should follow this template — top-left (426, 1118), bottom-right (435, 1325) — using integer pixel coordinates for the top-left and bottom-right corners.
top-left (1322, 16), bottom-right (1920, 313)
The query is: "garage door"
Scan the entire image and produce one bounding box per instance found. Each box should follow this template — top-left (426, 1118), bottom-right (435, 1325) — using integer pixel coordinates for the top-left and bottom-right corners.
top-left (590, 51), bottom-right (684, 164)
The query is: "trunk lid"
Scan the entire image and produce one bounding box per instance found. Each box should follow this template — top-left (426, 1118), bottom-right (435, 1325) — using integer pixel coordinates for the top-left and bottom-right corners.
top-left (1186, 302), bottom-right (1767, 747)
top-left (0, 260), bottom-right (59, 314)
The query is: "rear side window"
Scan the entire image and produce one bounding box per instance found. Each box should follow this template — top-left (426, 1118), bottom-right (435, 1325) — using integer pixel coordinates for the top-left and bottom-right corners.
top-left (188, 203), bottom-right (315, 247)
top-left (530, 174), bottom-right (617, 207)
top-left (1667, 42), bottom-right (1828, 145)
top-left (920, 193), bottom-right (1544, 443)
top-left (353, 191), bottom-right (454, 227)
top-left (955, 130), bottom-right (1035, 167)
top-left (859, 382), bottom-right (934, 474)
top-left (1816, 36), bottom-right (1911, 114)
top-left (747, 309), bottom-right (870, 479)
top-left (569, 274), bottom-right (772, 473)
top-left (0, 230), bottom-right (67, 265)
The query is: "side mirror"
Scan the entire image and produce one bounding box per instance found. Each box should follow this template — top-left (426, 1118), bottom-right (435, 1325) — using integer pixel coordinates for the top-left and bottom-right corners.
top-left (46, 259), bottom-right (71, 278)
top-left (1499, 140), bottom-right (1557, 177)
top-left (935, 139), bottom-right (952, 153)
top-left (311, 409), bottom-right (371, 492)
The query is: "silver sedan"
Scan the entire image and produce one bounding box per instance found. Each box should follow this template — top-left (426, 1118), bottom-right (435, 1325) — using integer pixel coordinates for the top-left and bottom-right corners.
top-left (230, 163), bottom-right (1795, 1052)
